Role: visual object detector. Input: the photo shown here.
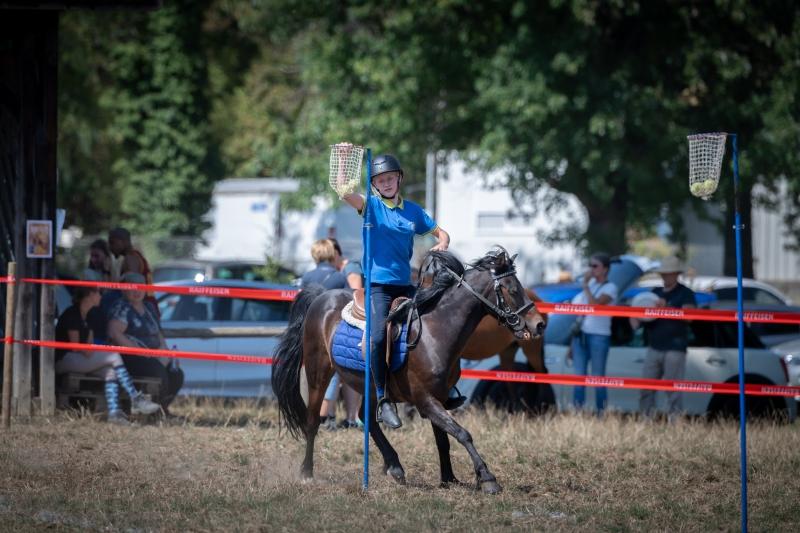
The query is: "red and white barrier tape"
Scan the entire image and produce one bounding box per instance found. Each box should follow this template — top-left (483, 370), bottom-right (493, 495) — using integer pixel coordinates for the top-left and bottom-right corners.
top-left (0, 276), bottom-right (298, 302)
top-left (460, 369), bottom-right (800, 398)
top-left (4, 336), bottom-right (799, 398)
top-left (10, 338), bottom-right (272, 366)
top-left (536, 302), bottom-right (800, 325)
top-left (3, 277), bottom-right (800, 324)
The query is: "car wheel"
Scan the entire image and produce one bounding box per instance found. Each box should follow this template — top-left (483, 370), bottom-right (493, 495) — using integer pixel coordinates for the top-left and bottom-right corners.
top-left (707, 374), bottom-right (790, 423)
top-left (470, 362), bottom-right (555, 415)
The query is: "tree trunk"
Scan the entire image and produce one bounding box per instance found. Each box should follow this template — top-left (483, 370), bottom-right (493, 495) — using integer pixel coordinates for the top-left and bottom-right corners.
top-left (581, 177), bottom-right (629, 256)
top-left (723, 181), bottom-right (754, 278)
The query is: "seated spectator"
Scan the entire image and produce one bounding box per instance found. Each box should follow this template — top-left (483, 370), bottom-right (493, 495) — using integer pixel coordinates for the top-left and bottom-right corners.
top-left (108, 227), bottom-right (158, 316)
top-left (55, 283), bottom-right (160, 425)
top-left (107, 272), bottom-right (184, 413)
top-left (87, 238), bottom-right (113, 282)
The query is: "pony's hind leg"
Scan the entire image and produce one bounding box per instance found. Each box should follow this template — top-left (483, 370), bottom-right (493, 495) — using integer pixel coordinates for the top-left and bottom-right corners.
top-left (300, 347), bottom-right (335, 479)
top-left (419, 399), bottom-right (501, 494)
top-left (431, 422), bottom-right (459, 487)
top-left (359, 399), bottom-right (405, 484)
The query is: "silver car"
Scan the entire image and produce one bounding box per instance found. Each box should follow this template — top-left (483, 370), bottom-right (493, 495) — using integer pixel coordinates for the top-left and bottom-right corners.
top-left (156, 280), bottom-right (292, 398)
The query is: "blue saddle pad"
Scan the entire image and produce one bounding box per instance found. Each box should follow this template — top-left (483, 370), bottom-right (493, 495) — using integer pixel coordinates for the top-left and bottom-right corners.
top-left (331, 320), bottom-right (408, 373)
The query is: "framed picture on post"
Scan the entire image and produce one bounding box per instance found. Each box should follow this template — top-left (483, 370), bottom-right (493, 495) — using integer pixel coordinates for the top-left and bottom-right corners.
top-left (26, 219), bottom-right (52, 259)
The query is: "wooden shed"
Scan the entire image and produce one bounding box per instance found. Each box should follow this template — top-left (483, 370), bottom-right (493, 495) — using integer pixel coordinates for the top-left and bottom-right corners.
top-left (1, 1), bottom-right (160, 419)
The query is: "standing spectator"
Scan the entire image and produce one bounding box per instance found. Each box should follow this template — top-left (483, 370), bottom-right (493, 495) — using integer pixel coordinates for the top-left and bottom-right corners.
top-left (631, 256), bottom-right (697, 419)
top-left (55, 283), bottom-right (160, 425)
top-left (87, 238), bottom-right (113, 282)
top-left (326, 238), bottom-right (363, 429)
top-left (329, 237), bottom-right (364, 290)
top-left (107, 272), bottom-right (184, 414)
top-left (300, 239), bottom-right (349, 429)
top-left (108, 227), bottom-right (158, 315)
top-left (300, 239), bottom-right (348, 289)
top-left (569, 252), bottom-right (618, 414)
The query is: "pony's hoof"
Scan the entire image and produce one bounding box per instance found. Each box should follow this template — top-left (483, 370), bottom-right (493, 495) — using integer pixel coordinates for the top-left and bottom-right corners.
top-left (300, 469), bottom-right (314, 481)
top-left (440, 477), bottom-right (461, 488)
top-left (385, 465), bottom-right (406, 484)
top-left (480, 480), bottom-right (502, 495)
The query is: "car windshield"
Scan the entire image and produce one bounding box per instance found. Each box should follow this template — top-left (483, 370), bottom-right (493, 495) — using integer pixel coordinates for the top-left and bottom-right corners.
top-left (153, 267), bottom-right (204, 284)
top-left (158, 293), bottom-right (291, 323)
top-left (713, 287), bottom-right (784, 305)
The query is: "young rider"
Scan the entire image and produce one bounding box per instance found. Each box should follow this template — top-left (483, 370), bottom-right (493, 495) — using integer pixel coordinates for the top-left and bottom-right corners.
top-left (337, 148), bottom-right (450, 429)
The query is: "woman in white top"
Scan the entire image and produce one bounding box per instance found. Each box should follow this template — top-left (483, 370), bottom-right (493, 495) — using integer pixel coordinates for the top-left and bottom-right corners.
top-left (570, 252), bottom-right (618, 414)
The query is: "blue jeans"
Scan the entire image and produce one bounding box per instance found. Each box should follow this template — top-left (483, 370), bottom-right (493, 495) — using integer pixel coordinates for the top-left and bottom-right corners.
top-left (572, 333), bottom-right (611, 413)
top-left (369, 283), bottom-right (414, 398)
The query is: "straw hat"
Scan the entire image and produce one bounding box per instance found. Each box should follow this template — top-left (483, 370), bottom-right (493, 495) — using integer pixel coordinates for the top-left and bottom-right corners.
top-left (655, 256), bottom-right (685, 274)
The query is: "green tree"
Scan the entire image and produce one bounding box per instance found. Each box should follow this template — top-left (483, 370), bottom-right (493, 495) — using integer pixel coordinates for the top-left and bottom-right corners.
top-left (57, 12), bottom-right (122, 233)
top-left (232, 1), bottom-right (800, 274)
top-left (105, 0), bottom-right (219, 237)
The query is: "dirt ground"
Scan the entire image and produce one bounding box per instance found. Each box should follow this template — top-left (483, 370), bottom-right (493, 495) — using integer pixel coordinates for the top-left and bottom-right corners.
top-left (1, 399), bottom-right (798, 532)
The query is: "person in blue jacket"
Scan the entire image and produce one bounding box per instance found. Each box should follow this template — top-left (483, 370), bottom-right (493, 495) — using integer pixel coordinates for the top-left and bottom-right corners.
top-left (337, 150), bottom-right (450, 429)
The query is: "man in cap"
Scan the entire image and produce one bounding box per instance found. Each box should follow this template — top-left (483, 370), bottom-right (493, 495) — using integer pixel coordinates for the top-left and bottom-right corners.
top-left (631, 256), bottom-right (697, 418)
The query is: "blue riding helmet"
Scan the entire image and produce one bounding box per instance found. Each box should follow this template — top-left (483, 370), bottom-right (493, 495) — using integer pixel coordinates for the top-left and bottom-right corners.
top-left (370, 154), bottom-right (403, 180)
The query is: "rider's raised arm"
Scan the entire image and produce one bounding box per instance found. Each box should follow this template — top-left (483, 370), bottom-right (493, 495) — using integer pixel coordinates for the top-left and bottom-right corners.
top-left (341, 192), bottom-right (364, 212)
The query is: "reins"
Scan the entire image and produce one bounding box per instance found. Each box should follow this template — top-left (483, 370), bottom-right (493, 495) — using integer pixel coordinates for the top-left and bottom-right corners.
top-left (396, 252), bottom-right (532, 348)
top-left (442, 265), bottom-right (532, 334)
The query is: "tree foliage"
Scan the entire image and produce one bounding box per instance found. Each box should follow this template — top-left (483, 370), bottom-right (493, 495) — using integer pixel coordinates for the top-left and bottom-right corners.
top-left (58, 0), bottom-right (800, 270)
top-left (58, 0), bottom-right (220, 237)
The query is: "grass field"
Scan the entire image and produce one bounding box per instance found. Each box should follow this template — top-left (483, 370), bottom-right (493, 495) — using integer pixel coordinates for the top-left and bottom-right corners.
top-left (1, 399), bottom-right (798, 532)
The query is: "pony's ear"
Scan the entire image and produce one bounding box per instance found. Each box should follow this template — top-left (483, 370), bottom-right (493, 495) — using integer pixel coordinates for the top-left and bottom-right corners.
top-left (510, 253), bottom-right (518, 263)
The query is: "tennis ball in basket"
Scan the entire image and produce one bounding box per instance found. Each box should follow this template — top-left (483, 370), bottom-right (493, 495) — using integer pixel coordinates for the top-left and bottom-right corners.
top-left (690, 182), bottom-right (704, 196)
top-left (702, 179), bottom-right (717, 195)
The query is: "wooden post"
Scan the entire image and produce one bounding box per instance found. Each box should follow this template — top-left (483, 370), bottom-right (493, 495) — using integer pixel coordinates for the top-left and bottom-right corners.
top-left (39, 284), bottom-right (55, 416)
top-left (12, 281), bottom-right (32, 417)
top-left (2, 263), bottom-right (17, 428)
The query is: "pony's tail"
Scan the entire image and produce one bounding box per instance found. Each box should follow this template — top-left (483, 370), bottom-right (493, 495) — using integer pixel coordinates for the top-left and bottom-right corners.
top-left (271, 285), bottom-right (325, 439)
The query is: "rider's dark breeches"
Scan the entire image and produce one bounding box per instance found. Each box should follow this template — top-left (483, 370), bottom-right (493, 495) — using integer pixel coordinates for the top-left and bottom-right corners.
top-left (369, 283), bottom-right (413, 398)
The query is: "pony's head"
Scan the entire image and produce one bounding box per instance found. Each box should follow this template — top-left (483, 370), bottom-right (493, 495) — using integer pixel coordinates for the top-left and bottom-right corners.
top-left (470, 247), bottom-right (540, 339)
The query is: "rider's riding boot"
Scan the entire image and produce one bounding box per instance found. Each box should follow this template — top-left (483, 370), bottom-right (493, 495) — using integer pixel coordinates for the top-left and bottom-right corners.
top-left (377, 397), bottom-right (402, 429)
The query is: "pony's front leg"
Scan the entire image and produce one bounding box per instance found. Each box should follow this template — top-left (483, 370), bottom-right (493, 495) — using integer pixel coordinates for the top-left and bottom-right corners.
top-left (431, 422), bottom-right (459, 486)
top-left (420, 400), bottom-right (501, 494)
top-left (360, 399), bottom-right (405, 484)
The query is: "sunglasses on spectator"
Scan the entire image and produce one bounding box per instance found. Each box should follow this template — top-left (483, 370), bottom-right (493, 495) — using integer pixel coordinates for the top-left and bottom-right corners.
top-left (589, 263), bottom-right (603, 268)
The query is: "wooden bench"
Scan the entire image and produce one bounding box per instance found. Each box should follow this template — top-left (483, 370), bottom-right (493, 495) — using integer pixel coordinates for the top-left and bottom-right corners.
top-left (57, 373), bottom-right (162, 415)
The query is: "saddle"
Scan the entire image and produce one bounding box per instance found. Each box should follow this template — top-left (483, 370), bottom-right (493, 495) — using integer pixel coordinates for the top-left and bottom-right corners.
top-left (344, 288), bottom-right (413, 363)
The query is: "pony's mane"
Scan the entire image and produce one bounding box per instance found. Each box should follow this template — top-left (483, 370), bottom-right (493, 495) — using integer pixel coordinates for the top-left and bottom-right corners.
top-left (413, 250), bottom-right (465, 314)
top-left (468, 245), bottom-right (514, 273)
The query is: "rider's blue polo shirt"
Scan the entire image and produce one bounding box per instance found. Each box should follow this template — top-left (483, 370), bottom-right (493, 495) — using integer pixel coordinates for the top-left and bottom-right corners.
top-left (360, 194), bottom-right (436, 286)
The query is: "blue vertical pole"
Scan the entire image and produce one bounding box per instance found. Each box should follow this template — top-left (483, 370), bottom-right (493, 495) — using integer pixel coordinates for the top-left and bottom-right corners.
top-left (362, 149), bottom-right (373, 490)
top-left (731, 133), bottom-right (748, 532)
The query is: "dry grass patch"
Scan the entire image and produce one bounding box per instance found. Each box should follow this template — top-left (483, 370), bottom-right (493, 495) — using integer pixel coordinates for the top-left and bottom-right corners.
top-left (1, 399), bottom-right (798, 532)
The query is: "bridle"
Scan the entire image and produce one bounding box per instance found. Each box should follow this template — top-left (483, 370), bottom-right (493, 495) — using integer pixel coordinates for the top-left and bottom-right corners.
top-left (443, 264), bottom-right (533, 337)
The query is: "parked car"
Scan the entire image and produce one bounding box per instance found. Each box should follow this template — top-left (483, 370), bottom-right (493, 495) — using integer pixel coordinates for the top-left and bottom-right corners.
top-left (156, 280), bottom-right (293, 397)
top-left (700, 302), bottom-right (800, 348)
top-left (458, 257), bottom-right (797, 421)
top-left (637, 274), bottom-right (792, 306)
top-left (771, 338), bottom-right (800, 405)
top-left (152, 259), bottom-right (296, 284)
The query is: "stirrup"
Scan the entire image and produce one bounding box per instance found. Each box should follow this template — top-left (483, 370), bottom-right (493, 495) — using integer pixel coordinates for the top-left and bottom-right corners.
top-left (444, 386), bottom-right (467, 410)
top-left (376, 398), bottom-right (402, 429)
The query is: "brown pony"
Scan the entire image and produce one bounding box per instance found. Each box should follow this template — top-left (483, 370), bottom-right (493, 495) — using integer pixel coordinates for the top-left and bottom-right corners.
top-left (459, 289), bottom-right (549, 410)
top-left (271, 248), bottom-right (545, 493)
